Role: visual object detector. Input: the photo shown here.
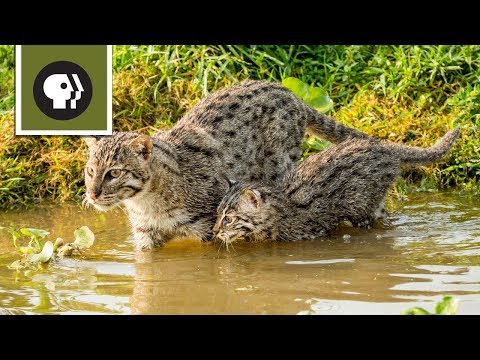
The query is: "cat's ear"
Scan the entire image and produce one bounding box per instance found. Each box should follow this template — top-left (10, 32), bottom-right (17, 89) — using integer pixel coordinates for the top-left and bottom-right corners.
top-left (222, 175), bottom-right (236, 189)
top-left (227, 178), bottom-right (236, 189)
top-left (82, 136), bottom-right (98, 149)
top-left (127, 135), bottom-right (153, 160)
top-left (238, 189), bottom-right (262, 211)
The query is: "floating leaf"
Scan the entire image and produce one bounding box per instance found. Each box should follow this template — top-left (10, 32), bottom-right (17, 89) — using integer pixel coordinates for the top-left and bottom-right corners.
top-left (20, 228), bottom-right (50, 238)
top-left (8, 260), bottom-right (26, 270)
top-left (53, 238), bottom-right (65, 252)
top-left (56, 244), bottom-right (74, 257)
top-left (19, 246), bottom-right (36, 255)
top-left (28, 241), bottom-right (54, 263)
top-left (282, 77), bottom-right (309, 99)
top-left (73, 226), bottom-right (95, 249)
top-left (401, 307), bottom-right (430, 315)
top-left (435, 296), bottom-right (459, 315)
top-left (5, 225), bottom-right (95, 271)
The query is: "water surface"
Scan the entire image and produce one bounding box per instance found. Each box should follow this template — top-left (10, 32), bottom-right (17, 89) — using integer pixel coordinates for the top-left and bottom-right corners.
top-left (0, 192), bottom-right (479, 314)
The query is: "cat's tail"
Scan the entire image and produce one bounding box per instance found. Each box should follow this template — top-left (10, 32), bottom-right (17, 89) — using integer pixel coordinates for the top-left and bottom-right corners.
top-left (390, 127), bottom-right (461, 166)
top-left (305, 107), bottom-right (376, 143)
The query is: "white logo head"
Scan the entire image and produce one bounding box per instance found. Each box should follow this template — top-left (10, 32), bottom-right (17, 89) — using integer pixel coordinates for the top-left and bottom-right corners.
top-left (43, 73), bottom-right (84, 109)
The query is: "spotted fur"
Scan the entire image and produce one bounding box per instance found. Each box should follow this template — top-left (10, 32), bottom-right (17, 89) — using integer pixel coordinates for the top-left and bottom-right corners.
top-left (214, 128), bottom-right (460, 244)
top-left (83, 80), bottom-right (375, 249)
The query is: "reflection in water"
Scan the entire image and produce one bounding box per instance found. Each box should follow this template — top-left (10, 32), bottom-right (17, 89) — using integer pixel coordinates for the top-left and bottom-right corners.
top-left (390, 265), bottom-right (480, 293)
top-left (129, 240), bottom-right (402, 314)
top-left (286, 259), bottom-right (355, 265)
top-left (0, 192), bottom-right (480, 314)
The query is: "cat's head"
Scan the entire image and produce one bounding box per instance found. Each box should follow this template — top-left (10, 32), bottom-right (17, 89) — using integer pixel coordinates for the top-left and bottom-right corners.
top-left (213, 180), bottom-right (267, 244)
top-left (82, 132), bottom-right (153, 211)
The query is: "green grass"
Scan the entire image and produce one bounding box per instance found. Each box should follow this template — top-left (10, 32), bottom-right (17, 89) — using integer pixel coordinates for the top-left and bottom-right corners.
top-left (0, 45), bottom-right (14, 113)
top-left (1, 45), bottom-right (479, 208)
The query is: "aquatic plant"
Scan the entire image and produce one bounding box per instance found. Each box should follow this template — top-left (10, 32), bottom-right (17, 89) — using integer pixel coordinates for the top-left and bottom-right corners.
top-left (402, 296), bottom-right (459, 315)
top-left (0, 225), bottom-right (95, 270)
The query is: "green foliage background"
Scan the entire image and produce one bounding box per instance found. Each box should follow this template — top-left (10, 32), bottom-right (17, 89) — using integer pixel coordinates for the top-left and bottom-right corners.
top-left (0, 45), bottom-right (479, 208)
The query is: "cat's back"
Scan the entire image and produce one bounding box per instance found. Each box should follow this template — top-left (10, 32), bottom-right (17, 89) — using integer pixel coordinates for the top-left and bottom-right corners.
top-left (175, 79), bottom-right (299, 129)
top-left (285, 139), bottom-right (400, 205)
top-left (289, 139), bottom-right (379, 181)
top-left (157, 80), bottom-right (307, 183)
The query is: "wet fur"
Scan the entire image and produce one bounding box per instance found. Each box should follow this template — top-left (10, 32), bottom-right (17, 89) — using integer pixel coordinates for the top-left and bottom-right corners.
top-left (83, 80), bottom-right (373, 249)
top-left (214, 128), bottom-right (460, 243)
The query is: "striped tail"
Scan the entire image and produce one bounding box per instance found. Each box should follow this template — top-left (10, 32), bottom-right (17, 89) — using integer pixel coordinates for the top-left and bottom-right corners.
top-left (389, 128), bottom-right (461, 166)
top-left (305, 107), bottom-right (375, 143)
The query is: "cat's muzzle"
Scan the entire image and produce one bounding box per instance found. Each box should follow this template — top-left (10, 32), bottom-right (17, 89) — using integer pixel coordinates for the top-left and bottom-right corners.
top-left (214, 231), bottom-right (234, 244)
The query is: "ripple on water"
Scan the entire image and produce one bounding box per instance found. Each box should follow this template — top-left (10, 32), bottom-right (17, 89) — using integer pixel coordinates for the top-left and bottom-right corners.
top-left (0, 193), bottom-right (479, 314)
top-left (286, 259), bottom-right (355, 265)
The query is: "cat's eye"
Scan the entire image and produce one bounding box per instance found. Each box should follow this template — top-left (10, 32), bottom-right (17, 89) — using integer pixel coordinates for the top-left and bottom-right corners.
top-left (109, 169), bottom-right (123, 178)
top-left (86, 167), bottom-right (94, 176)
top-left (224, 215), bottom-right (234, 225)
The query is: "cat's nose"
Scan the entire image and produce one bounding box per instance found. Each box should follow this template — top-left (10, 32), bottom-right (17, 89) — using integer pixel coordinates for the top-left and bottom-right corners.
top-left (212, 224), bottom-right (220, 236)
top-left (89, 192), bottom-right (98, 200)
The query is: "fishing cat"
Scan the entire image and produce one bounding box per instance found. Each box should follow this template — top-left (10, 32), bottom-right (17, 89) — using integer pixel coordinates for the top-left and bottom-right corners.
top-left (213, 128), bottom-right (460, 244)
top-left (83, 80), bottom-right (375, 249)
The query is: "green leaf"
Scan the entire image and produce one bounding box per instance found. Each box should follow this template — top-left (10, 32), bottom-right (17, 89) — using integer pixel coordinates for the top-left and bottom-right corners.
top-left (56, 244), bottom-right (74, 257)
top-left (1, 226), bottom-right (22, 241)
top-left (282, 77), bottom-right (309, 99)
top-left (282, 77), bottom-right (333, 113)
top-left (305, 136), bottom-right (330, 151)
top-left (20, 228), bottom-right (49, 239)
top-left (27, 238), bottom-right (42, 250)
top-left (27, 241), bottom-right (54, 263)
top-left (19, 246), bottom-right (36, 255)
top-left (4, 228), bottom-right (22, 248)
top-left (365, 67), bottom-right (385, 74)
top-left (73, 226), bottom-right (95, 249)
top-left (435, 296), bottom-right (459, 315)
top-left (8, 259), bottom-right (26, 270)
top-left (53, 238), bottom-right (65, 252)
top-left (305, 86), bottom-right (334, 113)
top-left (401, 307), bottom-right (430, 315)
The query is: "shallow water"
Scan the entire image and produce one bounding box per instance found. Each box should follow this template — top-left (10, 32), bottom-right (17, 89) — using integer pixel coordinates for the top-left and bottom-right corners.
top-left (0, 192), bottom-right (479, 315)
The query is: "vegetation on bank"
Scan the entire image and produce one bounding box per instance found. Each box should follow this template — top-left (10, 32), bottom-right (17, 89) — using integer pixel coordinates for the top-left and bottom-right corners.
top-left (0, 45), bottom-right (479, 208)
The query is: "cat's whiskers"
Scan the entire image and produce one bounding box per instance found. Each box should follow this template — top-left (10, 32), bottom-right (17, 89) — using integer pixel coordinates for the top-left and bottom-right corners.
top-left (227, 239), bottom-right (237, 253)
top-left (82, 80), bottom-right (382, 248)
top-left (114, 202), bottom-right (129, 217)
top-left (215, 127), bottom-right (459, 244)
top-left (214, 238), bottom-right (225, 255)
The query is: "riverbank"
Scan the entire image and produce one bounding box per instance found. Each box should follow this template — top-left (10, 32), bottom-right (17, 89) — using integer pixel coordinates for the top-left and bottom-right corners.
top-left (1, 45), bottom-right (478, 208)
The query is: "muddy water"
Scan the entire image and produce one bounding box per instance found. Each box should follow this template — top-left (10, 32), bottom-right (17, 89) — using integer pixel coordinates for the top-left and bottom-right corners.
top-left (0, 192), bottom-right (479, 315)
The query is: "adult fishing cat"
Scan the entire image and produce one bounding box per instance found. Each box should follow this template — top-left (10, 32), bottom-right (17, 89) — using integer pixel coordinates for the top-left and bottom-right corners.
top-left (213, 128), bottom-right (460, 244)
top-left (83, 80), bottom-right (374, 249)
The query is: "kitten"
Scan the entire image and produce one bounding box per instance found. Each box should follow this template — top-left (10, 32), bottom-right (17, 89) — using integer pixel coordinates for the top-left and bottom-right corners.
top-left (213, 128), bottom-right (460, 244)
top-left (83, 80), bottom-right (374, 249)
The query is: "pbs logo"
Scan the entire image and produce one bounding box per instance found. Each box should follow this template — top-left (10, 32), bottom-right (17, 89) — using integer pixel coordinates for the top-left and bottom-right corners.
top-left (33, 61), bottom-right (92, 120)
